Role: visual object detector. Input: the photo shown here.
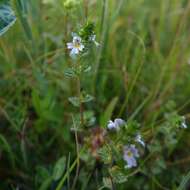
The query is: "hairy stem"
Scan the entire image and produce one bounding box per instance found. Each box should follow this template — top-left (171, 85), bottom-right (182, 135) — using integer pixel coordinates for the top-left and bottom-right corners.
top-left (71, 64), bottom-right (84, 189)
top-left (77, 74), bottom-right (84, 126)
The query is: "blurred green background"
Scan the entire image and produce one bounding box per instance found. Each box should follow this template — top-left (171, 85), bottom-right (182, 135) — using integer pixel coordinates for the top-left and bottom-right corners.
top-left (0, 0), bottom-right (190, 189)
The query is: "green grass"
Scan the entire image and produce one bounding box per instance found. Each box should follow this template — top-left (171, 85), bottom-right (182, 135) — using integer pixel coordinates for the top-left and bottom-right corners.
top-left (0, 0), bottom-right (190, 189)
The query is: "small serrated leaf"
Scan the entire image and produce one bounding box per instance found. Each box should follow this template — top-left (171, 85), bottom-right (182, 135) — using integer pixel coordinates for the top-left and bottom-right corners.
top-left (64, 68), bottom-right (76, 78)
top-left (68, 97), bottom-right (80, 107)
top-left (103, 177), bottom-right (112, 189)
top-left (84, 66), bottom-right (91, 73)
top-left (98, 146), bottom-right (112, 164)
top-left (82, 93), bottom-right (94, 103)
top-left (109, 166), bottom-right (127, 184)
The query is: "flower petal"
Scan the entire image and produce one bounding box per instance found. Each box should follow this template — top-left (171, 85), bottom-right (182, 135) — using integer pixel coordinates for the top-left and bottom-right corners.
top-left (114, 118), bottom-right (125, 128)
top-left (67, 42), bottom-right (73, 49)
top-left (135, 134), bottom-right (145, 147)
top-left (70, 48), bottom-right (79, 55)
top-left (107, 120), bottom-right (116, 130)
top-left (79, 44), bottom-right (84, 51)
top-left (73, 36), bottom-right (82, 43)
top-left (130, 145), bottom-right (139, 158)
top-left (124, 156), bottom-right (137, 168)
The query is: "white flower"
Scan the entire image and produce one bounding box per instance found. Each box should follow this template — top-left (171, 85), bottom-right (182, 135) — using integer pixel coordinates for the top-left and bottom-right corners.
top-left (123, 145), bottom-right (139, 169)
top-left (89, 35), bottom-right (100, 47)
top-left (67, 35), bottom-right (84, 57)
top-left (135, 134), bottom-right (145, 147)
top-left (107, 118), bottom-right (125, 131)
top-left (107, 120), bottom-right (117, 130)
top-left (181, 116), bottom-right (188, 129)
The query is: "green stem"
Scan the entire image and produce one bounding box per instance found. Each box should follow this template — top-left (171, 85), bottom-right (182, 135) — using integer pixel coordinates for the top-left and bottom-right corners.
top-left (21, 118), bottom-right (29, 169)
top-left (56, 148), bottom-right (85, 190)
top-left (56, 158), bottom-right (78, 190)
top-left (77, 68), bottom-right (84, 126)
top-left (70, 63), bottom-right (84, 189)
top-left (84, 0), bottom-right (88, 19)
top-left (71, 115), bottom-right (80, 190)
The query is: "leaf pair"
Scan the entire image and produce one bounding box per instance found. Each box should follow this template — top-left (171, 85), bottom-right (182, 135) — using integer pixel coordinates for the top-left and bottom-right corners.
top-left (69, 93), bottom-right (94, 107)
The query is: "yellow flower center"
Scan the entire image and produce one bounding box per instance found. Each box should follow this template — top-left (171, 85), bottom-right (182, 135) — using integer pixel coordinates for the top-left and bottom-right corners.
top-left (127, 151), bottom-right (132, 157)
top-left (74, 43), bottom-right (80, 48)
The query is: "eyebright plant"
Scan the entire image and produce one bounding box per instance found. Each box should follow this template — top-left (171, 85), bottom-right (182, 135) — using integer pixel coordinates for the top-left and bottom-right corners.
top-left (65, 22), bottom-right (99, 119)
top-left (48, 15), bottom-right (190, 190)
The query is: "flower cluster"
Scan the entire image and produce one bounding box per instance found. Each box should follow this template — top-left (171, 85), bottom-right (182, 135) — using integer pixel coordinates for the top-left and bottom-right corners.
top-left (107, 118), bottom-right (145, 169)
top-left (107, 118), bottom-right (125, 131)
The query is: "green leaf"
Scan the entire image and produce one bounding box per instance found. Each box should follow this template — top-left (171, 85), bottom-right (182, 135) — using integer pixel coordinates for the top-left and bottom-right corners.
top-left (35, 166), bottom-right (51, 187)
top-left (0, 4), bottom-right (16, 36)
top-left (15, 0), bottom-right (33, 40)
top-left (102, 177), bottom-right (112, 189)
top-left (100, 97), bottom-right (118, 128)
top-left (79, 21), bottom-right (95, 41)
top-left (64, 68), bottom-right (76, 78)
top-left (56, 156), bottom-right (78, 190)
top-left (32, 89), bottom-right (58, 122)
top-left (83, 65), bottom-right (92, 73)
top-left (83, 111), bottom-right (96, 126)
top-left (109, 166), bottom-right (127, 184)
top-left (98, 146), bottom-right (112, 164)
top-left (39, 177), bottom-right (53, 190)
top-left (0, 134), bottom-right (15, 168)
top-left (32, 90), bottom-right (42, 116)
top-left (82, 93), bottom-right (94, 103)
top-left (69, 93), bottom-right (94, 107)
top-left (177, 170), bottom-right (190, 190)
top-left (63, 0), bottom-right (81, 10)
top-left (68, 97), bottom-right (80, 107)
top-left (53, 156), bottom-right (66, 181)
